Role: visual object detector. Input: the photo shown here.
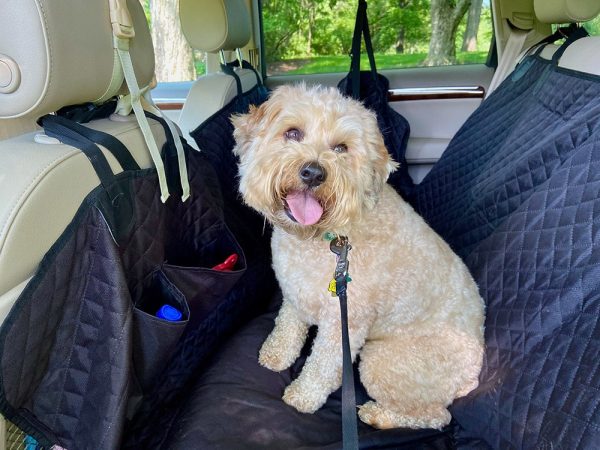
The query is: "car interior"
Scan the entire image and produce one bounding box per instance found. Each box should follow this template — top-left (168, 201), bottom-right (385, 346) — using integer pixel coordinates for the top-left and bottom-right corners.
top-left (1, 0), bottom-right (600, 449)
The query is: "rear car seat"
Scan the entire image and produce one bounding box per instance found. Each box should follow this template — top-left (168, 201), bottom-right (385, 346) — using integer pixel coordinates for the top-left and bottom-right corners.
top-left (1, 0), bottom-right (600, 449)
top-left (178, 0), bottom-right (261, 148)
top-left (156, 2), bottom-right (600, 450)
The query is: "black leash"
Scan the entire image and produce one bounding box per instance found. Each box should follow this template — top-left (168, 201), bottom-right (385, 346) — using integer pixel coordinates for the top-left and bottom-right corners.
top-left (329, 236), bottom-right (359, 450)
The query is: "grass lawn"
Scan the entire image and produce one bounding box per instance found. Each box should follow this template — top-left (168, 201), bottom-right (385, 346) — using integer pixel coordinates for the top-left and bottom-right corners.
top-left (268, 51), bottom-right (488, 75)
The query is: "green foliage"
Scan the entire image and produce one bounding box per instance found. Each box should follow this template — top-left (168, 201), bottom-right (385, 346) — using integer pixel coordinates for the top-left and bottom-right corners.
top-left (139, 0), bottom-right (151, 25)
top-left (270, 50), bottom-right (488, 75)
top-left (584, 16), bottom-right (600, 35)
top-left (194, 51), bottom-right (206, 77)
top-left (263, 0), bottom-right (356, 60)
top-left (263, 0), bottom-right (493, 75)
top-left (368, 0), bottom-right (430, 54)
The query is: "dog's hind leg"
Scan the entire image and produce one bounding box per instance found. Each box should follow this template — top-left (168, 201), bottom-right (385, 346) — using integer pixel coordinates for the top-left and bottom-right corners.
top-left (259, 300), bottom-right (310, 372)
top-left (358, 328), bottom-right (483, 430)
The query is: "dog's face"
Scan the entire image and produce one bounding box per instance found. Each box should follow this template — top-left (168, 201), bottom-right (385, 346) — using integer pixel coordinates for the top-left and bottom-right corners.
top-left (232, 84), bottom-right (398, 238)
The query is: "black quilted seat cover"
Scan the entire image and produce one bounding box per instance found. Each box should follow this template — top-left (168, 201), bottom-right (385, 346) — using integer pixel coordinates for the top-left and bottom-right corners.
top-left (2, 43), bottom-right (600, 448)
top-left (173, 53), bottom-right (600, 449)
top-left (165, 294), bottom-right (454, 450)
top-left (414, 56), bottom-right (552, 256)
top-left (0, 121), bottom-right (275, 448)
top-left (413, 58), bottom-right (600, 448)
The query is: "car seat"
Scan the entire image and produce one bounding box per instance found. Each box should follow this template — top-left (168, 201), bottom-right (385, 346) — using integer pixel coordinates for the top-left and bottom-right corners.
top-left (0, 0), bottom-right (167, 319)
top-left (178, 0), bottom-right (262, 148)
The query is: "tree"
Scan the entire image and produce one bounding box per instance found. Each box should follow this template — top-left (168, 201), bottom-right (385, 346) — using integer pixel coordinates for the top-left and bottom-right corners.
top-left (150, 0), bottom-right (195, 82)
top-left (461, 0), bottom-right (482, 52)
top-left (394, 0), bottom-right (411, 54)
top-left (425, 0), bottom-right (471, 66)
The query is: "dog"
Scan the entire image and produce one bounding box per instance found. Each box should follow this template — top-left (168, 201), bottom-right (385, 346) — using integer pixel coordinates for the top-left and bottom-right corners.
top-left (231, 84), bottom-right (485, 430)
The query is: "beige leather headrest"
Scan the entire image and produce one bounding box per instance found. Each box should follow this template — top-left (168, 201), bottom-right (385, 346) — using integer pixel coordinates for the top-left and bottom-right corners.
top-left (0, 0), bottom-right (155, 119)
top-left (180, 0), bottom-right (251, 53)
top-left (534, 0), bottom-right (600, 23)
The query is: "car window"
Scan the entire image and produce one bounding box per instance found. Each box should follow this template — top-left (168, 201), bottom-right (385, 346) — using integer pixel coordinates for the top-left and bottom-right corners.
top-left (262, 0), bottom-right (493, 76)
top-left (139, 0), bottom-right (206, 82)
top-left (583, 15), bottom-right (600, 35)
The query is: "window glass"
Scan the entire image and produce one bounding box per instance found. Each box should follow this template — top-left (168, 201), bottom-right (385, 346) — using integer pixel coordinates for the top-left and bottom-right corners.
top-left (262, 0), bottom-right (493, 76)
top-left (140, 0), bottom-right (205, 83)
top-left (583, 16), bottom-right (600, 35)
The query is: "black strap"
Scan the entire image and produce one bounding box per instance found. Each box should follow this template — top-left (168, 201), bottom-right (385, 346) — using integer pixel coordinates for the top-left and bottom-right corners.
top-left (221, 63), bottom-right (244, 97)
top-left (330, 237), bottom-right (359, 450)
top-left (532, 23), bottom-right (578, 56)
top-left (337, 282), bottom-right (359, 450)
top-left (40, 114), bottom-right (139, 246)
top-left (41, 115), bottom-right (140, 171)
top-left (224, 59), bottom-right (264, 88)
top-left (551, 25), bottom-right (589, 65)
top-left (349, 0), bottom-right (377, 100)
top-left (56, 99), bottom-right (118, 123)
top-left (40, 115), bottom-right (124, 203)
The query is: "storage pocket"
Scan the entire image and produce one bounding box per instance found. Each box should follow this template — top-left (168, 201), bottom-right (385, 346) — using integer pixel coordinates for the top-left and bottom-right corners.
top-left (162, 228), bottom-right (247, 328)
top-left (132, 269), bottom-right (190, 391)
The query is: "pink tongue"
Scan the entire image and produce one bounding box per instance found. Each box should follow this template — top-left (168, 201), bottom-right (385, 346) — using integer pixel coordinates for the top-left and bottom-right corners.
top-left (285, 190), bottom-right (323, 225)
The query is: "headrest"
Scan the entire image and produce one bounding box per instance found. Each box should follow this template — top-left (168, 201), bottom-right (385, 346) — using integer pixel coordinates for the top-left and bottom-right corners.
top-left (180, 0), bottom-right (251, 53)
top-left (0, 0), bottom-right (154, 119)
top-left (534, 0), bottom-right (600, 24)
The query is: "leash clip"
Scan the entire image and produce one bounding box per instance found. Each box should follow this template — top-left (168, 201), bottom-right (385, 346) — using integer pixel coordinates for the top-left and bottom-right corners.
top-left (329, 236), bottom-right (351, 297)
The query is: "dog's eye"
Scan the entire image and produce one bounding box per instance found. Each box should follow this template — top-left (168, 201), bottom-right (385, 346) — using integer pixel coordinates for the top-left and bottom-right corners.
top-left (332, 143), bottom-right (348, 153)
top-left (284, 128), bottom-right (304, 142)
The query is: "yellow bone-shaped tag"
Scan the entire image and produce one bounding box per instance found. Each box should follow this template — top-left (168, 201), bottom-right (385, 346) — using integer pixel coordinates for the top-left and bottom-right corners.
top-left (328, 278), bottom-right (337, 296)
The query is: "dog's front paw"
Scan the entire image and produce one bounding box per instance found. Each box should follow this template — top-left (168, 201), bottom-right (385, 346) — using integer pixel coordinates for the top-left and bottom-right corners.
top-left (258, 339), bottom-right (293, 372)
top-left (282, 380), bottom-right (327, 414)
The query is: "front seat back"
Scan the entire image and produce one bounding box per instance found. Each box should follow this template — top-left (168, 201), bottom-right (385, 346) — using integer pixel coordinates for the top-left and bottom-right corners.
top-left (178, 0), bottom-right (261, 147)
top-left (0, 0), bottom-right (165, 321)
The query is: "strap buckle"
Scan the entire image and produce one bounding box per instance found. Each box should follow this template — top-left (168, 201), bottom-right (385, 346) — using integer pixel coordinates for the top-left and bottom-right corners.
top-left (109, 0), bottom-right (135, 39)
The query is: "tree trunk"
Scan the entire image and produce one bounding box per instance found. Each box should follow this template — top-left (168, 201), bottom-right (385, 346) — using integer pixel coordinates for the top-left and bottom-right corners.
top-left (150, 0), bottom-right (195, 82)
top-left (425, 0), bottom-right (471, 66)
top-left (395, 0), bottom-right (410, 54)
top-left (395, 27), bottom-right (406, 53)
top-left (461, 0), bottom-right (482, 52)
top-left (302, 0), bottom-right (316, 55)
top-left (308, 7), bottom-right (314, 55)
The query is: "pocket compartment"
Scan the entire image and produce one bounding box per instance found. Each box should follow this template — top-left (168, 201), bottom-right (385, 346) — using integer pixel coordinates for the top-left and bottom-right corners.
top-left (162, 228), bottom-right (246, 328)
top-left (132, 269), bottom-right (189, 391)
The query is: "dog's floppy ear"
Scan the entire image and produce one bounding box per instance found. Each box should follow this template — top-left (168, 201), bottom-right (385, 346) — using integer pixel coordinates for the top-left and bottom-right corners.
top-left (231, 103), bottom-right (269, 156)
top-left (365, 140), bottom-right (399, 209)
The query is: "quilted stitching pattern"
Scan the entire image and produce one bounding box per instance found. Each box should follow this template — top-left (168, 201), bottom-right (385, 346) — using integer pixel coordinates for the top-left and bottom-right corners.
top-left (414, 57), bottom-right (551, 255)
top-left (414, 58), bottom-right (600, 449)
top-left (0, 129), bottom-right (275, 448)
top-left (123, 84), bottom-right (277, 449)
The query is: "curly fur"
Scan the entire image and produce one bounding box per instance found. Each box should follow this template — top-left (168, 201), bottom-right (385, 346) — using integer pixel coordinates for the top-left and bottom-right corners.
top-left (232, 84), bottom-right (485, 430)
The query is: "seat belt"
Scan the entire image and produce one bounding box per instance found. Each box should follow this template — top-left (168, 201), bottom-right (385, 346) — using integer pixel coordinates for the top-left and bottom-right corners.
top-left (107, 0), bottom-right (190, 202)
top-left (486, 25), bottom-right (532, 98)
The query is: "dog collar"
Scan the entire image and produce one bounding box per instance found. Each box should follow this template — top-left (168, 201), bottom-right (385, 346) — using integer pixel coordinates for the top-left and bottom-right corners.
top-left (322, 231), bottom-right (337, 241)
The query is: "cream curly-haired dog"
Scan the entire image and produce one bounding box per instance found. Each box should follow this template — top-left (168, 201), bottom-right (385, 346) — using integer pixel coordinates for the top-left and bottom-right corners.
top-left (232, 84), bottom-right (484, 430)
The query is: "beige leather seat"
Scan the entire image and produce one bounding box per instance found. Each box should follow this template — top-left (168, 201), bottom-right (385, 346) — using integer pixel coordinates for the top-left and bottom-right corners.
top-left (0, 0), bottom-right (167, 324)
top-left (178, 0), bottom-right (260, 148)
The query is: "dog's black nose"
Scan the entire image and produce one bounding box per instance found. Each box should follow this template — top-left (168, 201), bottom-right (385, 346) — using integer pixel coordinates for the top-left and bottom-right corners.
top-left (299, 162), bottom-right (327, 187)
